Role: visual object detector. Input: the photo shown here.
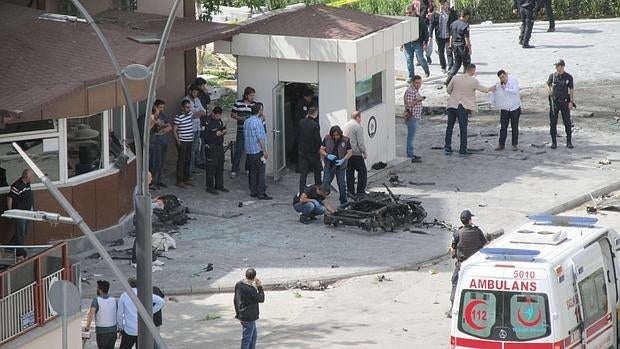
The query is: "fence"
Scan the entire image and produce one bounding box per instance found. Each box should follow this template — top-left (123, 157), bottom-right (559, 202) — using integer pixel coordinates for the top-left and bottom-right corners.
top-left (0, 243), bottom-right (73, 345)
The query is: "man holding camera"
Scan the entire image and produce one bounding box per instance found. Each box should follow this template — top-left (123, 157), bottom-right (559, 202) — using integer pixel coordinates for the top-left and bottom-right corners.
top-left (404, 75), bottom-right (425, 163)
top-left (447, 210), bottom-right (487, 318)
top-left (320, 126), bottom-right (353, 205)
top-left (202, 106), bottom-right (229, 194)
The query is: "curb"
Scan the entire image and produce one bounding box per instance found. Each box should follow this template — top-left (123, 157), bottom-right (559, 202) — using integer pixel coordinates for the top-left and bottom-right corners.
top-left (541, 180), bottom-right (620, 215)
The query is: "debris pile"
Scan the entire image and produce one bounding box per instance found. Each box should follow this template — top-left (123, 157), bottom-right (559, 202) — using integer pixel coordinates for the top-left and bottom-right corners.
top-left (324, 185), bottom-right (426, 232)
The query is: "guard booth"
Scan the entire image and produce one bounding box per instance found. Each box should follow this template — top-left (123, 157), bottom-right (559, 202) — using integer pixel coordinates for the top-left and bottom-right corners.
top-left (215, 5), bottom-right (418, 180)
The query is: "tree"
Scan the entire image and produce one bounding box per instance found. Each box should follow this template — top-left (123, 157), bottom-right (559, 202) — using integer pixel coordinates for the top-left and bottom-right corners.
top-left (196, 0), bottom-right (322, 21)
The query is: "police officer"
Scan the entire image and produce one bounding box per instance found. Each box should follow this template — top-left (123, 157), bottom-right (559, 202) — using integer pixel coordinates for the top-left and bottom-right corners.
top-left (447, 210), bottom-right (487, 318)
top-left (546, 59), bottom-right (575, 149)
top-left (535, 0), bottom-right (555, 32)
top-left (513, 0), bottom-right (537, 48)
top-left (202, 106), bottom-right (229, 194)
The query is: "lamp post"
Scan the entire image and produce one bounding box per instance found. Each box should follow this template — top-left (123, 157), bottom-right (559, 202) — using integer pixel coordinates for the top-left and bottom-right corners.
top-left (16, 0), bottom-right (182, 348)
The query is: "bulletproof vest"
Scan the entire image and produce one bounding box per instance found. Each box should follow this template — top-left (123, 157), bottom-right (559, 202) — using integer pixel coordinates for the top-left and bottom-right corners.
top-left (456, 225), bottom-right (484, 261)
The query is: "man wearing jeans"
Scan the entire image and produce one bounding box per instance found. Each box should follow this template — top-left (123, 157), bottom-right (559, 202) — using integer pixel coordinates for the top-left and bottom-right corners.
top-left (231, 87), bottom-right (256, 178)
top-left (445, 64), bottom-right (495, 156)
top-left (293, 184), bottom-right (335, 224)
top-left (401, 4), bottom-right (430, 81)
top-left (320, 126), bottom-right (353, 205)
top-left (117, 277), bottom-right (165, 349)
top-left (183, 85), bottom-right (207, 174)
top-left (404, 76), bottom-right (425, 163)
top-left (173, 100), bottom-right (194, 188)
top-left (445, 9), bottom-right (472, 86)
top-left (243, 103), bottom-right (272, 200)
top-left (234, 268), bottom-right (265, 349)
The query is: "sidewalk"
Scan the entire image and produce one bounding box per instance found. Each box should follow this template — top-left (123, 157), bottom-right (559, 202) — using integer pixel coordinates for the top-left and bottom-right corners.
top-left (79, 18), bottom-right (620, 298)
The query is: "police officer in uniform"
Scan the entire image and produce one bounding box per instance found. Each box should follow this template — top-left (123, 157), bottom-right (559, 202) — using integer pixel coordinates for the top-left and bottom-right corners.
top-left (513, 0), bottom-right (537, 48)
top-left (535, 0), bottom-right (555, 32)
top-left (447, 210), bottom-right (487, 318)
top-left (202, 106), bottom-right (229, 194)
top-left (546, 59), bottom-right (575, 149)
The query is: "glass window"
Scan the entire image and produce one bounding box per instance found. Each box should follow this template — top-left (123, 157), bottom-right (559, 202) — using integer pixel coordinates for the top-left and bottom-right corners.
top-left (458, 289), bottom-right (551, 342)
top-left (355, 72), bottom-right (383, 112)
top-left (0, 138), bottom-right (60, 187)
top-left (109, 106), bottom-right (125, 164)
top-left (0, 119), bottom-right (56, 136)
top-left (67, 113), bottom-right (103, 177)
top-left (578, 268), bottom-right (608, 328)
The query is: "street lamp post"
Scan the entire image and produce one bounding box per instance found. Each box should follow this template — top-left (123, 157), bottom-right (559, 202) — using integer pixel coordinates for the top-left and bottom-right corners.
top-left (14, 0), bottom-right (183, 348)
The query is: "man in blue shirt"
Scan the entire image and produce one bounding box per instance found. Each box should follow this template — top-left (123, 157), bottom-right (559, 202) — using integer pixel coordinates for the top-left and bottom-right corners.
top-left (243, 103), bottom-right (272, 200)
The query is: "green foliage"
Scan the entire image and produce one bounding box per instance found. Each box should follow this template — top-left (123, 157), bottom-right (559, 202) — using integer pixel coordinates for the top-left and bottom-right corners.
top-left (197, 0), bottom-right (322, 21)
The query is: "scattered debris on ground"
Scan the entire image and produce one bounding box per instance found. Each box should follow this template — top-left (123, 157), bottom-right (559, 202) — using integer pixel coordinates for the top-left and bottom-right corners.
top-left (201, 313), bottom-right (221, 321)
top-left (599, 158), bottom-right (612, 165)
top-left (324, 185), bottom-right (426, 232)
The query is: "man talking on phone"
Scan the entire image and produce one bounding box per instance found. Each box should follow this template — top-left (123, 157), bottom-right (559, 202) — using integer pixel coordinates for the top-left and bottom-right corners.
top-left (202, 106), bottom-right (229, 194)
top-left (234, 268), bottom-right (265, 349)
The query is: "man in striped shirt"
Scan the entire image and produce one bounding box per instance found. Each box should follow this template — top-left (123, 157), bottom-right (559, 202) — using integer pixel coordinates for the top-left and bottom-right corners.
top-left (230, 87), bottom-right (256, 179)
top-left (173, 100), bottom-right (195, 188)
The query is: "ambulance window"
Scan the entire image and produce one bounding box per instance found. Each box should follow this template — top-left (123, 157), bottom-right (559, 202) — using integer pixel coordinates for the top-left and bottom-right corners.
top-left (578, 268), bottom-right (608, 328)
top-left (458, 291), bottom-right (496, 338)
top-left (509, 294), bottom-right (550, 340)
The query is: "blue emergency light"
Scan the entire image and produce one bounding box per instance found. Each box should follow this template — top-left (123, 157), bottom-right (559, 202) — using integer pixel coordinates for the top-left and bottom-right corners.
top-left (480, 248), bottom-right (541, 261)
top-left (527, 215), bottom-right (598, 227)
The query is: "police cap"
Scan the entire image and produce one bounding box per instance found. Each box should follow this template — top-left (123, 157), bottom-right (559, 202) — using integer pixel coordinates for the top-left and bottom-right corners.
top-left (460, 210), bottom-right (474, 221)
top-left (553, 59), bottom-right (566, 66)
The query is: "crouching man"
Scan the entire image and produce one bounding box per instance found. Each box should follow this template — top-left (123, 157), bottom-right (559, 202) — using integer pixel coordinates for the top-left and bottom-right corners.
top-left (293, 184), bottom-right (335, 224)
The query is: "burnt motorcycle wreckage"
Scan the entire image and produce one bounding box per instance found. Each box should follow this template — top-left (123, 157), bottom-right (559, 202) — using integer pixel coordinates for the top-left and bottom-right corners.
top-left (324, 185), bottom-right (426, 232)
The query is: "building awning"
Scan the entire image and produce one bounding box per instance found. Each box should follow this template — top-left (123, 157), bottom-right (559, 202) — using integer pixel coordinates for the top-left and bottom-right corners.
top-left (0, 3), bottom-right (237, 122)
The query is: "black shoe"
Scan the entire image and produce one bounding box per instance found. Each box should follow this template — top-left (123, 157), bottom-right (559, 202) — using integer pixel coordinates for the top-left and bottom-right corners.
top-left (149, 185), bottom-right (159, 191)
top-left (547, 27), bottom-right (555, 32)
top-left (299, 216), bottom-right (311, 224)
top-left (427, 58), bottom-right (432, 65)
top-left (216, 187), bottom-right (230, 192)
top-left (522, 44), bottom-right (535, 49)
top-left (206, 188), bottom-right (219, 194)
top-left (550, 143), bottom-right (557, 149)
top-left (257, 194), bottom-right (273, 200)
top-left (250, 193), bottom-right (258, 197)
top-left (567, 143), bottom-right (574, 149)
top-left (157, 183), bottom-right (167, 188)
top-left (518, 39), bottom-right (523, 45)
top-left (411, 157), bottom-right (422, 163)
top-left (309, 215), bottom-right (317, 221)
top-left (459, 151), bottom-right (470, 157)
top-left (444, 148), bottom-right (453, 155)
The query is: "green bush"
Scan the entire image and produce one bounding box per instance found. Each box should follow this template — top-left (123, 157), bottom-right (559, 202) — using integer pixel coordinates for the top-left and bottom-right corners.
top-left (329, 0), bottom-right (620, 23)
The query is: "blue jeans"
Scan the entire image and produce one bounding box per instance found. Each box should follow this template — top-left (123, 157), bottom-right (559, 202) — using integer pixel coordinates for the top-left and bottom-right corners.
top-left (190, 131), bottom-right (202, 173)
top-left (406, 118), bottom-right (419, 158)
top-left (323, 162), bottom-right (347, 205)
top-left (232, 131), bottom-right (245, 173)
top-left (294, 201), bottom-right (327, 218)
top-left (403, 42), bottom-right (430, 80)
top-left (445, 105), bottom-right (469, 154)
top-left (247, 152), bottom-right (266, 196)
top-left (240, 321), bottom-right (257, 349)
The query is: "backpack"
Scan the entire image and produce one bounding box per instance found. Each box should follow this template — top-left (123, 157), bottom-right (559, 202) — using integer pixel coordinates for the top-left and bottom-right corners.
top-left (153, 195), bottom-right (189, 225)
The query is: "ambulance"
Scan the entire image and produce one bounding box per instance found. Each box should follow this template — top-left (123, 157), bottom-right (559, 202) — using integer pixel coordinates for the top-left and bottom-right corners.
top-left (450, 215), bottom-right (620, 349)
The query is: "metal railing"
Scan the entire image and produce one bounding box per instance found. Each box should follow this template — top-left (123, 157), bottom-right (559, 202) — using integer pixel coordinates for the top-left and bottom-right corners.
top-left (0, 242), bottom-right (73, 345)
top-left (0, 282), bottom-right (36, 343)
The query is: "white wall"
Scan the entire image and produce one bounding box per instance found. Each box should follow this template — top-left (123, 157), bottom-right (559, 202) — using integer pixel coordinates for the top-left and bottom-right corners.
top-left (354, 51), bottom-right (396, 166)
top-left (137, 0), bottom-right (184, 17)
top-left (317, 62), bottom-right (354, 137)
top-left (6, 316), bottom-right (82, 349)
top-left (236, 56), bottom-right (279, 175)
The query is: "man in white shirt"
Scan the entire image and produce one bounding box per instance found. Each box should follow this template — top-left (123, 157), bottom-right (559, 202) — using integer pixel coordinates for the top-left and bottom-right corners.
top-left (343, 111), bottom-right (368, 196)
top-left (492, 70), bottom-right (522, 151)
top-left (117, 277), bottom-right (165, 349)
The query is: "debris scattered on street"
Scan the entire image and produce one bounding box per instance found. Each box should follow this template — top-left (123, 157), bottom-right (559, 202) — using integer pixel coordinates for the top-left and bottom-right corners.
top-left (429, 269), bottom-right (438, 275)
top-left (586, 206), bottom-right (598, 214)
top-left (201, 313), bottom-right (221, 321)
top-left (324, 185), bottom-right (426, 232)
top-left (409, 181), bottom-right (436, 186)
top-left (478, 203), bottom-right (488, 207)
top-left (599, 158), bottom-right (612, 165)
top-left (377, 275), bottom-right (392, 282)
top-left (331, 264), bottom-right (339, 269)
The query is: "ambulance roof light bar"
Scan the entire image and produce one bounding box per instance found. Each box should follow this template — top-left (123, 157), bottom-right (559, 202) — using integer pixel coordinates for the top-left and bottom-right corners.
top-left (480, 248), bottom-right (541, 261)
top-left (527, 215), bottom-right (598, 227)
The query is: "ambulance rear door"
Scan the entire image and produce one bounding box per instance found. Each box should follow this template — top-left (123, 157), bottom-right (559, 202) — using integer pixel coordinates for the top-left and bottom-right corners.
top-left (572, 242), bottom-right (616, 348)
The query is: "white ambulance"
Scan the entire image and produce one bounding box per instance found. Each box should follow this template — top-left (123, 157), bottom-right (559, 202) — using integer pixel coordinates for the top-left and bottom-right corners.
top-left (450, 215), bottom-right (620, 349)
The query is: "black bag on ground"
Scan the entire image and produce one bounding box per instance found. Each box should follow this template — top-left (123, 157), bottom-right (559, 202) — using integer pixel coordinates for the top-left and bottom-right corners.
top-left (153, 195), bottom-right (189, 225)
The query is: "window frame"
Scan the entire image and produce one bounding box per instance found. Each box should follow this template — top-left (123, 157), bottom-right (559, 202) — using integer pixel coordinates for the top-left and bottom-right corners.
top-left (355, 71), bottom-right (384, 112)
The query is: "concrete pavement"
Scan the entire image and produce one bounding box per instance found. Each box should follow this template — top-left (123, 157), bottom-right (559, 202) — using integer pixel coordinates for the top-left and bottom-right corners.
top-left (78, 19), bottom-right (620, 299)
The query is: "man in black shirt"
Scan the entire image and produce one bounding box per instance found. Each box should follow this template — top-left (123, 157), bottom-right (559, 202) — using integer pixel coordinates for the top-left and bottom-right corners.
top-left (234, 268), bottom-right (265, 349)
top-left (202, 107), bottom-right (229, 194)
top-left (320, 126), bottom-right (353, 205)
top-left (293, 184), bottom-right (335, 224)
top-left (445, 9), bottom-right (472, 86)
top-left (546, 59), bottom-right (575, 149)
top-left (513, 0), bottom-right (537, 48)
top-left (447, 210), bottom-right (486, 318)
top-left (295, 89), bottom-right (316, 124)
top-left (297, 106), bottom-right (323, 194)
top-left (7, 169), bottom-right (34, 246)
